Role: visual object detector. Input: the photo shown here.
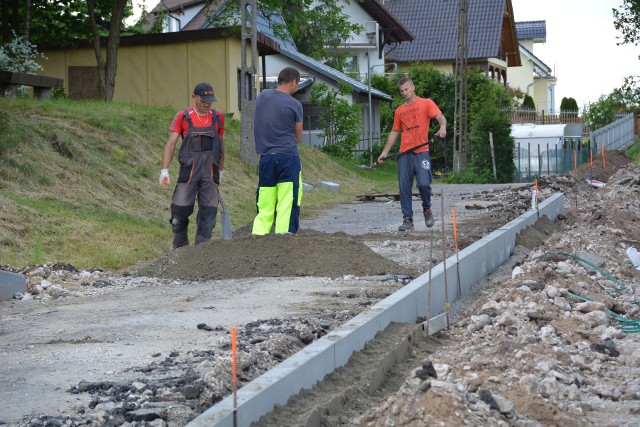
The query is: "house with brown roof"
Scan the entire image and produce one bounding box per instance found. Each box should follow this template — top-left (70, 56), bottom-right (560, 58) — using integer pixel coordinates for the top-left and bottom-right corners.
top-left (382, 0), bottom-right (522, 86)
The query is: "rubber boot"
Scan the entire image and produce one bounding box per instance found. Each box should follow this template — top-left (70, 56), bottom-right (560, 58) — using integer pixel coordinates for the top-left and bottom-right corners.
top-left (195, 205), bottom-right (217, 244)
top-left (171, 217), bottom-right (189, 249)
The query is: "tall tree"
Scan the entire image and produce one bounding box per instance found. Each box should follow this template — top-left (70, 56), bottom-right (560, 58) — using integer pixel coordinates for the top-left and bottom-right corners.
top-left (613, 1), bottom-right (640, 107)
top-left (86, 0), bottom-right (128, 100)
top-left (207, 0), bottom-right (361, 59)
top-left (4, 0), bottom-right (132, 101)
top-left (613, 0), bottom-right (640, 49)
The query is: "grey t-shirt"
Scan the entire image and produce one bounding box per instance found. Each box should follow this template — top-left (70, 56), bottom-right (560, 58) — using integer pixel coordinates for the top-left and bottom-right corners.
top-left (254, 89), bottom-right (303, 156)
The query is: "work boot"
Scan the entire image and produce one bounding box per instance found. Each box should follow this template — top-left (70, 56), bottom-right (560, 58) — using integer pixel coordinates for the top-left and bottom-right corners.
top-left (424, 208), bottom-right (435, 228)
top-left (398, 218), bottom-right (414, 232)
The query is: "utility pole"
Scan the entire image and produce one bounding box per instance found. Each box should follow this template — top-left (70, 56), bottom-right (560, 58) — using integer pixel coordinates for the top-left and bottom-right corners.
top-left (453, 0), bottom-right (468, 174)
top-left (239, 0), bottom-right (258, 168)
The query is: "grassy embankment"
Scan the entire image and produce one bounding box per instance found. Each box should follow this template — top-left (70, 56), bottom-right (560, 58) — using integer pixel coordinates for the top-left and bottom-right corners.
top-left (0, 98), bottom-right (399, 270)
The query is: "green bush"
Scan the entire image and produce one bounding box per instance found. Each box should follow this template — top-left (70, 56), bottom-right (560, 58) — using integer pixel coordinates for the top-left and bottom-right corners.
top-left (521, 94), bottom-right (535, 110)
top-left (584, 95), bottom-right (616, 131)
top-left (466, 72), bottom-right (515, 183)
top-left (311, 81), bottom-right (361, 159)
top-left (560, 97), bottom-right (579, 116)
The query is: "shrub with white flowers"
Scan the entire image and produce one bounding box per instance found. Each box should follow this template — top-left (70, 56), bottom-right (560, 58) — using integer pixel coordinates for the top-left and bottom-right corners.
top-left (0, 33), bottom-right (47, 74)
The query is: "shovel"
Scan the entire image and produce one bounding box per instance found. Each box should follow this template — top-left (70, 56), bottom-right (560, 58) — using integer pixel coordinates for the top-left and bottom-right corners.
top-left (359, 137), bottom-right (441, 170)
top-left (219, 194), bottom-right (232, 241)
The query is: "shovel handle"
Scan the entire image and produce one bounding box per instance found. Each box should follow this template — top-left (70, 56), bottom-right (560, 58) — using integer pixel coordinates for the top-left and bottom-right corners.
top-left (379, 136), bottom-right (443, 163)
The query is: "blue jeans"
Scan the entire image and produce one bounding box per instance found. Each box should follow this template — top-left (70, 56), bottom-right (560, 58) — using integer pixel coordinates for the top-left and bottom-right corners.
top-left (397, 151), bottom-right (432, 220)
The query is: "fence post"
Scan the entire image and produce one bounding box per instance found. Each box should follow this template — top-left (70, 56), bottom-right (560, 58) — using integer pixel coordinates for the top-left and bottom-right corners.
top-left (489, 132), bottom-right (497, 181)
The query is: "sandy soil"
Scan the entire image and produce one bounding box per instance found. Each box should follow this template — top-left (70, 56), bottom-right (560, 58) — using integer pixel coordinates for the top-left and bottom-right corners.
top-left (1, 151), bottom-right (638, 427)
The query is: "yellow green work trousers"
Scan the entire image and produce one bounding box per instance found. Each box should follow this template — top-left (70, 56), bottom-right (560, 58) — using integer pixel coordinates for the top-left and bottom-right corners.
top-left (252, 153), bottom-right (302, 235)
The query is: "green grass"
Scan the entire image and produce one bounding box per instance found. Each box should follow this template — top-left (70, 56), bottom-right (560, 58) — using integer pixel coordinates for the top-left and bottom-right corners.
top-left (625, 139), bottom-right (640, 163)
top-left (0, 97), bottom-right (398, 270)
top-left (6, 97), bottom-right (632, 271)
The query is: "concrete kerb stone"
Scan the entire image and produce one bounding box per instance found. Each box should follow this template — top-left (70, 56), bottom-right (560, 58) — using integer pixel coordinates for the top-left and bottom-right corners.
top-left (187, 192), bottom-right (566, 427)
top-left (316, 181), bottom-right (340, 192)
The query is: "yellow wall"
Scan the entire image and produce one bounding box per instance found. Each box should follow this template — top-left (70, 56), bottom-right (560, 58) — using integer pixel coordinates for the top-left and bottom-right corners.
top-left (397, 62), bottom-right (454, 75)
top-left (39, 38), bottom-right (241, 117)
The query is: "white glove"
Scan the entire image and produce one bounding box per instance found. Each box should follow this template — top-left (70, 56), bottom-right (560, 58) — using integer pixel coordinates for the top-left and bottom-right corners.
top-left (159, 168), bottom-right (170, 188)
top-left (219, 170), bottom-right (224, 181)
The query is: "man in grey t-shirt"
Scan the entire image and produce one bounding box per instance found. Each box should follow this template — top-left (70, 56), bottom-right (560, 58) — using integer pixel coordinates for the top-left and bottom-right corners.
top-left (252, 67), bottom-right (303, 235)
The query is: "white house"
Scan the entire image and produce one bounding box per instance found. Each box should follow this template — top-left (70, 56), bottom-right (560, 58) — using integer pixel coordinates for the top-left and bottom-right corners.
top-left (509, 21), bottom-right (558, 114)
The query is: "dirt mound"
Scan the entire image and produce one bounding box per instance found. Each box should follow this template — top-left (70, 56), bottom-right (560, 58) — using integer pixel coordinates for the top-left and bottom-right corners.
top-left (137, 230), bottom-right (420, 280)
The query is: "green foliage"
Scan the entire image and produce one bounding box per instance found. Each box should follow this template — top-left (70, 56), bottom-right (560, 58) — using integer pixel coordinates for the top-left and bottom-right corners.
top-left (613, 0), bottom-right (640, 46)
top-left (625, 140), bottom-right (640, 163)
top-left (610, 75), bottom-right (640, 108)
top-left (560, 97), bottom-right (579, 115)
top-left (208, 0), bottom-right (361, 60)
top-left (521, 94), bottom-right (535, 110)
top-left (372, 66), bottom-right (455, 171)
top-left (2, 0), bottom-right (126, 46)
top-left (465, 71), bottom-right (515, 182)
top-left (52, 88), bottom-right (67, 100)
top-left (442, 167), bottom-right (493, 184)
top-left (311, 82), bottom-right (362, 159)
top-left (370, 66), bottom-right (515, 182)
top-left (584, 95), bottom-right (617, 131)
top-left (466, 80), bottom-right (515, 183)
top-left (370, 72), bottom-right (398, 136)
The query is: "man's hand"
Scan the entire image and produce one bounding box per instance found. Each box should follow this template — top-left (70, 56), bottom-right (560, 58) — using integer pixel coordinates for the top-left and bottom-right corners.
top-left (377, 153), bottom-right (388, 164)
top-left (159, 168), bottom-right (170, 190)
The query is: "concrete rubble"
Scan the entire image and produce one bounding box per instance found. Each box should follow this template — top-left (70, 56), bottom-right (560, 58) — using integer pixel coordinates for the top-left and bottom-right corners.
top-left (1, 159), bottom-right (638, 426)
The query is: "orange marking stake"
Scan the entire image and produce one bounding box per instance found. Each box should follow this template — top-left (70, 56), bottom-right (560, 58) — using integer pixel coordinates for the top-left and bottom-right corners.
top-left (573, 150), bottom-right (577, 173)
top-left (452, 208), bottom-right (461, 298)
top-left (232, 327), bottom-right (238, 426)
top-left (452, 208), bottom-right (458, 251)
top-left (602, 144), bottom-right (606, 169)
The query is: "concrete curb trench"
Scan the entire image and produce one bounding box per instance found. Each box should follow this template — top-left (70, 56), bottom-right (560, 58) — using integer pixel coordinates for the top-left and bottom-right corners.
top-left (187, 193), bottom-right (565, 427)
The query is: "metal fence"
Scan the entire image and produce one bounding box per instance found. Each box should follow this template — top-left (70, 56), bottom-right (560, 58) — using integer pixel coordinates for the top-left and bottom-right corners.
top-left (513, 113), bottom-right (636, 183)
top-left (591, 113), bottom-right (636, 151)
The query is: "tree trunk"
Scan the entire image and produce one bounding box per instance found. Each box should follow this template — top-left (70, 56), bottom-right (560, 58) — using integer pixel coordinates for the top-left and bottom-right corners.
top-left (23, 0), bottom-right (30, 39)
top-left (1, 0), bottom-right (9, 43)
top-left (86, 0), bottom-right (127, 101)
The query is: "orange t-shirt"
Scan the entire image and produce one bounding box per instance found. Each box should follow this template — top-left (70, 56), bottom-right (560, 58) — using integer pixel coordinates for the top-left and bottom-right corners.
top-left (392, 97), bottom-right (441, 153)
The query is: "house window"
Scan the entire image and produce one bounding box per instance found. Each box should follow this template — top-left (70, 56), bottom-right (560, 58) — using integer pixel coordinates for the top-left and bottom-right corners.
top-left (343, 56), bottom-right (359, 75)
top-left (302, 103), bottom-right (325, 131)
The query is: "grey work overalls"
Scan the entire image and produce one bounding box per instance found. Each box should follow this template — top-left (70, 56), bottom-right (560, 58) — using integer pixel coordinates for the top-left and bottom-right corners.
top-left (170, 109), bottom-right (223, 248)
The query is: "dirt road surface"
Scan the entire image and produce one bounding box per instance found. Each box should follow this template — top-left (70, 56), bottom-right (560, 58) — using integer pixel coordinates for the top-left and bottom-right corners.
top-left (1, 152), bottom-right (639, 426)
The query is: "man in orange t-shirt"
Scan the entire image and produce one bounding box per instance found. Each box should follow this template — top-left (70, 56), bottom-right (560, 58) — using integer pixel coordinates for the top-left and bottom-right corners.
top-left (377, 77), bottom-right (447, 231)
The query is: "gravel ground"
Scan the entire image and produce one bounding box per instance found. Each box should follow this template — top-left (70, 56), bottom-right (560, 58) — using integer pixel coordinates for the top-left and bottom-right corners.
top-left (1, 151), bottom-right (638, 427)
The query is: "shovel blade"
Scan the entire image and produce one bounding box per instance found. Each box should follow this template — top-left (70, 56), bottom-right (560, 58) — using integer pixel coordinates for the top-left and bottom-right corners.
top-left (219, 196), bottom-right (232, 240)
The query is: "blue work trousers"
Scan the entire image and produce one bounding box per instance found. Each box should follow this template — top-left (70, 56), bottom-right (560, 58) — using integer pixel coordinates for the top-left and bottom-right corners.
top-left (397, 150), bottom-right (432, 220)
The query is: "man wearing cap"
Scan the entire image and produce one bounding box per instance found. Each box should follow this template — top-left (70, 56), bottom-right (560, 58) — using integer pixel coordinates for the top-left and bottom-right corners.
top-left (159, 82), bottom-right (225, 248)
top-left (252, 67), bottom-right (303, 235)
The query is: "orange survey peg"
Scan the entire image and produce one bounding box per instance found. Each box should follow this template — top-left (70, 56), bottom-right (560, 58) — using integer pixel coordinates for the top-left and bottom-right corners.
top-left (232, 326), bottom-right (237, 420)
top-left (452, 208), bottom-right (458, 251)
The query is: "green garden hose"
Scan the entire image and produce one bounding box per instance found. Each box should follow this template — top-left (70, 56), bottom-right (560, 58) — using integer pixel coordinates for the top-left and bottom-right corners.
top-left (544, 252), bottom-right (640, 333)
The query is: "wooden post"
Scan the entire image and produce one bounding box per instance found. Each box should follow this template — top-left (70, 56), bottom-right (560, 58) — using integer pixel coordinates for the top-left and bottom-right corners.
top-left (489, 132), bottom-right (497, 181)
